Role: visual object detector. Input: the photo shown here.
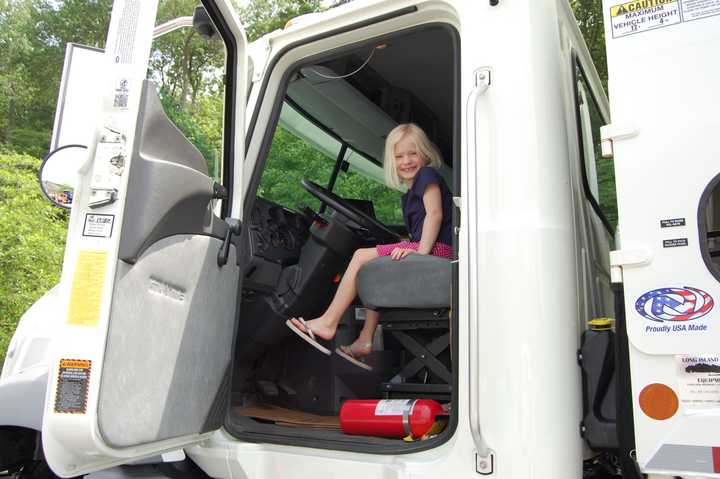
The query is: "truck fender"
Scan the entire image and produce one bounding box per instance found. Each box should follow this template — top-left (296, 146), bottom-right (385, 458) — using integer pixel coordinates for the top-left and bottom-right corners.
top-left (0, 367), bottom-right (47, 430)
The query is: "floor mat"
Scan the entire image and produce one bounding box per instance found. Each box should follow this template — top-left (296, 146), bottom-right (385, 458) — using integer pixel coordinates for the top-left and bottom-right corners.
top-left (234, 404), bottom-right (341, 429)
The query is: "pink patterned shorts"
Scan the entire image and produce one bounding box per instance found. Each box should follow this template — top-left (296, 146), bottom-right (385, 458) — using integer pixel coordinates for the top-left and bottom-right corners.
top-left (376, 241), bottom-right (454, 259)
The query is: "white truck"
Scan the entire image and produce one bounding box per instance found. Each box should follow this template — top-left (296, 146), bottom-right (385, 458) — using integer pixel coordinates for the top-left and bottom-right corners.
top-left (1, 0), bottom-right (719, 478)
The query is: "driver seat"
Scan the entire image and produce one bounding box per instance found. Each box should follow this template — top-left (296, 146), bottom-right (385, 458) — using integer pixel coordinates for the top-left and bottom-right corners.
top-left (357, 255), bottom-right (452, 397)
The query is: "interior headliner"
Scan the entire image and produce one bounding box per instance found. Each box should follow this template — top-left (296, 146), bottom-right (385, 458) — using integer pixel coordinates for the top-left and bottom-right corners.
top-left (287, 25), bottom-right (455, 168)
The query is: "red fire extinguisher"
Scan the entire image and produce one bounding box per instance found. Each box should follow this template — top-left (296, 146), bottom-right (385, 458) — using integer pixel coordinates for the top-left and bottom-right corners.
top-left (340, 399), bottom-right (447, 439)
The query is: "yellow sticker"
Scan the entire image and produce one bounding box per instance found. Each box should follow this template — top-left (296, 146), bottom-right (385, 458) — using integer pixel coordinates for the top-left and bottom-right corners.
top-left (610, 0), bottom-right (676, 16)
top-left (67, 251), bottom-right (107, 326)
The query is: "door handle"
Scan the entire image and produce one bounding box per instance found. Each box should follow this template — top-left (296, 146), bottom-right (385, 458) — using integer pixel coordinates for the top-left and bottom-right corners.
top-left (217, 218), bottom-right (241, 267)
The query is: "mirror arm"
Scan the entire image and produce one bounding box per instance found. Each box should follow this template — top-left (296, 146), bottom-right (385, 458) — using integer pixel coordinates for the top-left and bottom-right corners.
top-left (153, 16), bottom-right (193, 39)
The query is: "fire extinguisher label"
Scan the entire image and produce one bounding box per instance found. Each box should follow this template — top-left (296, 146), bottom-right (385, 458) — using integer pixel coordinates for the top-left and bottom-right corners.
top-left (374, 399), bottom-right (415, 416)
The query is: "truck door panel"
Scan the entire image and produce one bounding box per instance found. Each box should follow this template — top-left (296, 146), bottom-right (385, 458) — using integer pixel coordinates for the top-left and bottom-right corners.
top-left (100, 235), bottom-right (237, 447)
top-left (118, 83), bottom-right (226, 263)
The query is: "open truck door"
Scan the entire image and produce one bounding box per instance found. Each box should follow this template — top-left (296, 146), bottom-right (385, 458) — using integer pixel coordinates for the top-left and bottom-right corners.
top-left (603, 1), bottom-right (720, 476)
top-left (40, 1), bottom-right (248, 476)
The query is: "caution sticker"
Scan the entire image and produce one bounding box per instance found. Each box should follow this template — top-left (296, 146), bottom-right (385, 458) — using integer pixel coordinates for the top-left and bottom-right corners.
top-left (67, 250), bottom-right (107, 327)
top-left (610, 0), bottom-right (681, 37)
top-left (676, 355), bottom-right (720, 409)
top-left (55, 359), bottom-right (91, 414)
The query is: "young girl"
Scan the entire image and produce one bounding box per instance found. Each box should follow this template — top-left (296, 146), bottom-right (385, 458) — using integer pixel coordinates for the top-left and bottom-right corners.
top-left (286, 123), bottom-right (453, 370)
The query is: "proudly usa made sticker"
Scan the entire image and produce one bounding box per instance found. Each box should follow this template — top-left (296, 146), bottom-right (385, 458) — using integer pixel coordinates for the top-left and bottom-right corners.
top-left (636, 287), bottom-right (714, 333)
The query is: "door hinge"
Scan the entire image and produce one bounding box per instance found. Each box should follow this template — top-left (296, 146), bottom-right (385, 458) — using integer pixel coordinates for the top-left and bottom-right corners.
top-left (609, 248), bottom-right (653, 283)
top-left (88, 188), bottom-right (118, 208)
top-left (476, 451), bottom-right (494, 475)
top-left (600, 124), bottom-right (639, 158)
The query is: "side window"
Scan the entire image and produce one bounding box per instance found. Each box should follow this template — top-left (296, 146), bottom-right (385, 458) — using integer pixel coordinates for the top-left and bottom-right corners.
top-left (575, 62), bottom-right (617, 231)
top-left (333, 168), bottom-right (403, 225)
top-left (147, 4), bottom-right (227, 185)
top-left (258, 104), bottom-right (337, 212)
top-left (258, 102), bottom-right (404, 224)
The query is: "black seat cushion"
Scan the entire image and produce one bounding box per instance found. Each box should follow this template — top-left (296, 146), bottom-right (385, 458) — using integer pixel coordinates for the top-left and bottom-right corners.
top-left (357, 255), bottom-right (451, 309)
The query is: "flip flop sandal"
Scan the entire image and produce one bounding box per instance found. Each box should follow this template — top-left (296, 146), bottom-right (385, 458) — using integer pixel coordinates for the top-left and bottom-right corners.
top-left (285, 319), bottom-right (332, 355)
top-left (335, 343), bottom-right (373, 371)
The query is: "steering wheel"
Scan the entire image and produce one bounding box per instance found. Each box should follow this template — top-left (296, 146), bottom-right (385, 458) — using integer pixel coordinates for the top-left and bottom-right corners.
top-left (301, 178), bottom-right (401, 243)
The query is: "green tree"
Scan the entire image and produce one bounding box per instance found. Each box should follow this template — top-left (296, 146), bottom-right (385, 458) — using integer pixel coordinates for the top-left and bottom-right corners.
top-left (0, 151), bottom-right (68, 361)
top-left (238, 0), bottom-right (323, 42)
top-left (0, 0), bottom-right (112, 156)
top-left (571, 0), bottom-right (607, 88)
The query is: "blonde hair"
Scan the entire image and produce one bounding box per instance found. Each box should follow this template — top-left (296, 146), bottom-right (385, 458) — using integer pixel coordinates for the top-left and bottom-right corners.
top-left (383, 123), bottom-right (443, 189)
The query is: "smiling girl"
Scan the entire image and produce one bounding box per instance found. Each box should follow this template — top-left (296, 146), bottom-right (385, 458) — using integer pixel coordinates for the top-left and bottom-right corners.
top-left (287, 123), bottom-right (453, 369)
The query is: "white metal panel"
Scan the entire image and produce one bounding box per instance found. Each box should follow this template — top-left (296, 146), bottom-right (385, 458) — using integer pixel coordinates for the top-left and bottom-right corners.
top-left (40, 0), bottom-right (249, 476)
top-left (239, 0), bottom-right (600, 477)
top-left (603, 0), bottom-right (720, 475)
top-left (50, 44), bottom-right (105, 151)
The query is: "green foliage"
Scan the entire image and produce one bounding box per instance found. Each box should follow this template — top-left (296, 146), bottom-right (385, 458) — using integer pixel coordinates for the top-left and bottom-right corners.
top-left (159, 89), bottom-right (220, 179)
top-left (0, 0), bottom-right (113, 155)
top-left (0, 152), bottom-right (67, 362)
top-left (570, 0), bottom-right (608, 88)
top-left (259, 127), bottom-right (404, 224)
top-left (238, 0), bottom-right (323, 42)
top-left (258, 126), bottom-right (333, 211)
top-left (597, 155), bottom-right (618, 228)
top-left (333, 169), bottom-right (404, 225)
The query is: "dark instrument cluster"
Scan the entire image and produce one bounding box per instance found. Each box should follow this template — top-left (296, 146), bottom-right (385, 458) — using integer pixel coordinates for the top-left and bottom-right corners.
top-left (248, 197), bottom-right (309, 265)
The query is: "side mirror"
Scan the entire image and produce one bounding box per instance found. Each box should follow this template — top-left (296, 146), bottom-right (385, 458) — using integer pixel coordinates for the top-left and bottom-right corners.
top-left (193, 5), bottom-right (218, 39)
top-left (39, 144), bottom-right (88, 209)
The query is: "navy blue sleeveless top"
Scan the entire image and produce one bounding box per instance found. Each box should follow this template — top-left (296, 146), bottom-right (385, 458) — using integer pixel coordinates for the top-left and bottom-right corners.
top-left (401, 166), bottom-right (453, 246)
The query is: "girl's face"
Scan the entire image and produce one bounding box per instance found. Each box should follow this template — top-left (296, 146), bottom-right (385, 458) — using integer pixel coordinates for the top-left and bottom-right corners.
top-left (394, 135), bottom-right (425, 184)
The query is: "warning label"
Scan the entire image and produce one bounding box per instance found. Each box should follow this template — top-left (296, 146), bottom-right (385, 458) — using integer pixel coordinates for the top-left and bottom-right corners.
top-left (55, 359), bottom-right (91, 414)
top-left (67, 251), bottom-right (106, 327)
top-left (681, 0), bottom-right (720, 21)
top-left (663, 238), bottom-right (689, 248)
top-left (610, 0), bottom-right (681, 38)
top-left (83, 214), bottom-right (114, 238)
top-left (660, 217), bottom-right (686, 228)
top-left (375, 399), bottom-right (415, 416)
top-left (676, 355), bottom-right (720, 409)
top-left (610, 0), bottom-right (720, 38)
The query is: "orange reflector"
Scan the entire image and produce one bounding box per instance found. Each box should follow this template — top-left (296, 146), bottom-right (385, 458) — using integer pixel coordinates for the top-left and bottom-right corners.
top-left (376, 43), bottom-right (387, 50)
top-left (639, 383), bottom-right (678, 420)
top-left (333, 274), bottom-right (341, 284)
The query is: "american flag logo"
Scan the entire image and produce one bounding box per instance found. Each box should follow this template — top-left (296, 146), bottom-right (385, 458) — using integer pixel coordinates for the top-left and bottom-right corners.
top-left (635, 287), bottom-right (714, 323)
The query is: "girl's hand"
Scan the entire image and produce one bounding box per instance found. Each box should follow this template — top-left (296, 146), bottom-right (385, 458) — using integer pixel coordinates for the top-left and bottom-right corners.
top-left (390, 248), bottom-right (419, 260)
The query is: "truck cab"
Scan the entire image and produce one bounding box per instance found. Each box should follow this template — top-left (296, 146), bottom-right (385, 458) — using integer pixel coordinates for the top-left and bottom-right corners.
top-left (2, 0), bottom-right (719, 478)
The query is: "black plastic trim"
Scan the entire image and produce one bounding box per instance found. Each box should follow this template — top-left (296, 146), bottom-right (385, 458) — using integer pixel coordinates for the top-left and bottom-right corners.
top-left (570, 51), bottom-right (614, 235)
top-left (612, 284), bottom-right (642, 479)
top-left (201, 0), bottom-right (237, 220)
top-left (229, 19), bottom-right (461, 456)
top-left (697, 172), bottom-right (720, 282)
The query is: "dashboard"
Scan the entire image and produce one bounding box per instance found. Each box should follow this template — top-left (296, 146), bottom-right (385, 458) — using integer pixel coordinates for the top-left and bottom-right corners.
top-left (243, 198), bottom-right (310, 292)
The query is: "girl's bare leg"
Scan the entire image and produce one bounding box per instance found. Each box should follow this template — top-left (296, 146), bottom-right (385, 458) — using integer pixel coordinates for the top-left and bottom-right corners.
top-left (356, 309), bottom-right (379, 345)
top-left (339, 308), bottom-right (379, 356)
top-left (289, 247), bottom-right (378, 340)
